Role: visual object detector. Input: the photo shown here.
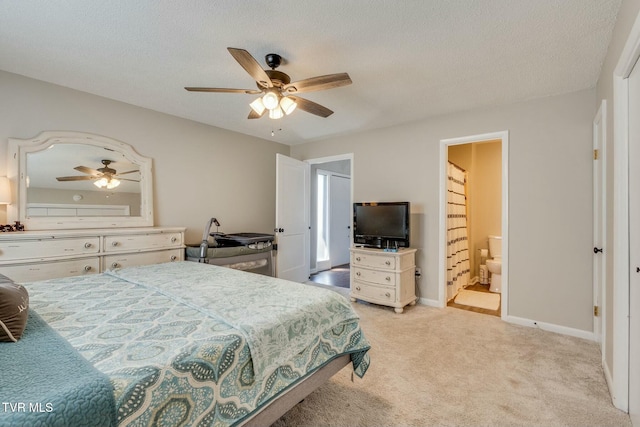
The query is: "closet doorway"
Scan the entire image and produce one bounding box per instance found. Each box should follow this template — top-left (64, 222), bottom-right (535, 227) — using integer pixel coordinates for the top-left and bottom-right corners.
top-left (307, 154), bottom-right (353, 288)
top-left (439, 131), bottom-right (509, 318)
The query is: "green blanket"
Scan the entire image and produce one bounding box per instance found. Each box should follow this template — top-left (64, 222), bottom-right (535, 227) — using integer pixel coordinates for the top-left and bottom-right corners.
top-left (0, 310), bottom-right (116, 427)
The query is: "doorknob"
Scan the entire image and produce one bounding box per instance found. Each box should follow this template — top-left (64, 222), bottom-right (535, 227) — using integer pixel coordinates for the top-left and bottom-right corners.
top-left (273, 228), bottom-right (284, 233)
top-left (593, 247), bottom-right (603, 254)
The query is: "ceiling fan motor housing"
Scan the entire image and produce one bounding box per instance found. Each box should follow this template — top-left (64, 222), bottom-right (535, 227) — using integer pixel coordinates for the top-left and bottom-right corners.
top-left (265, 53), bottom-right (282, 69)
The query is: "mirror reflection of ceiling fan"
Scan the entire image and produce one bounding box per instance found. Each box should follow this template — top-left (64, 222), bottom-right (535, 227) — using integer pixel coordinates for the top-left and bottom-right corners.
top-left (56, 160), bottom-right (140, 189)
top-left (185, 47), bottom-right (352, 119)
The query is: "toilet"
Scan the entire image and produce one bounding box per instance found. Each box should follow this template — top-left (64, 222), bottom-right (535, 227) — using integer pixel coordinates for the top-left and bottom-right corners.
top-left (486, 235), bottom-right (502, 293)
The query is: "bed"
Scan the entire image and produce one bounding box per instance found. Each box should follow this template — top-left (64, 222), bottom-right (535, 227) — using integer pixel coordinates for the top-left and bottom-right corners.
top-left (0, 261), bottom-right (370, 426)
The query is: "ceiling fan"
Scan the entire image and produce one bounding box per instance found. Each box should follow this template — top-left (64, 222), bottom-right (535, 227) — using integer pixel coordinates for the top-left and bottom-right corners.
top-left (185, 47), bottom-right (352, 119)
top-left (56, 160), bottom-right (139, 189)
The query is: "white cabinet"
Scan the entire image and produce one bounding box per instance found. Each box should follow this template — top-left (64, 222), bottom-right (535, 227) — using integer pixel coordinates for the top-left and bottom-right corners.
top-left (350, 247), bottom-right (417, 313)
top-left (0, 227), bottom-right (185, 283)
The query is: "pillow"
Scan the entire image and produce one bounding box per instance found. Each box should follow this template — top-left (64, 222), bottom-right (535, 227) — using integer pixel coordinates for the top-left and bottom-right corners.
top-left (0, 274), bottom-right (29, 342)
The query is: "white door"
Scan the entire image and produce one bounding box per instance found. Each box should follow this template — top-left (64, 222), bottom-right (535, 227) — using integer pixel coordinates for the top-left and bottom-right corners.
top-left (592, 100), bottom-right (606, 346)
top-left (275, 154), bottom-right (310, 282)
top-left (628, 56), bottom-right (640, 425)
top-left (329, 174), bottom-right (351, 267)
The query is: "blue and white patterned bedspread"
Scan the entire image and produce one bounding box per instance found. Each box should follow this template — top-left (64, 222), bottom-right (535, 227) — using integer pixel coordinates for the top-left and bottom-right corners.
top-left (25, 261), bottom-right (370, 426)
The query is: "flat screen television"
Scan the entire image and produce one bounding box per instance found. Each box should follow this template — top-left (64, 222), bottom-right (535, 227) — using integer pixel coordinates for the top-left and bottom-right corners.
top-left (353, 202), bottom-right (410, 249)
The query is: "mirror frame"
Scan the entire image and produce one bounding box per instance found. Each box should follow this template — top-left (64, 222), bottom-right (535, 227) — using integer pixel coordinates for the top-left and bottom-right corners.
top-left (8, 131), bottom-right (154, 230)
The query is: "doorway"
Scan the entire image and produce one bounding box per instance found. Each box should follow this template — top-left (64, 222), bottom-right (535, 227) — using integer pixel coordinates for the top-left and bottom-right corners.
top-left (307, 154), bottom-right (353, 289)
top-left (439, 131), bottom-right (509, 318)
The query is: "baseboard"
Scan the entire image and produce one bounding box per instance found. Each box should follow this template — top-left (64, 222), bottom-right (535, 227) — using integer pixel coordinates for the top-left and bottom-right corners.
top-left (417, 297), bottom-right (441, 307)
top-left (503, 315), bottom-right (595, 341)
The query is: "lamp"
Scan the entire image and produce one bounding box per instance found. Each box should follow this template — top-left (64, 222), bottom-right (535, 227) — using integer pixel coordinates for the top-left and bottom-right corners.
top-left (279, 96), bottom-right (297, 115)
top-left (249, 97), bottom-right (266, 115)
top-left (251, 90), bottom-right (296, 119)
top-left (268, 106), bottom-right (284, 120)
top-left (94, 177), bottom-right (120, 189)
top-left (262, 91), bottom-right (280, 110)
top-left (0, 176), bottom-right (11, 204)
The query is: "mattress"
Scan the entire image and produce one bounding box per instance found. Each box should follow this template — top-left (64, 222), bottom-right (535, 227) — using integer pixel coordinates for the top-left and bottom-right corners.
top-left (23, 261), bottom-right (370, 426)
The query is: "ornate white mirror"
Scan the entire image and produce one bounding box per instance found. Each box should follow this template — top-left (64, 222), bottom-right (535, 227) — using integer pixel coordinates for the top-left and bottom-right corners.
top-left (8, 131), bottom-right (153, 230)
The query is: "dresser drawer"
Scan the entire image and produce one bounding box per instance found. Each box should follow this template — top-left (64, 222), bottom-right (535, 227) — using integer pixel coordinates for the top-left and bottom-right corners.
top-left (351, 252), bottom-right (397, 270)
top-left (104, 249), bottom-right (183, 269)
top-left (104, 233), bottom-right (182, 252)
top-left (0, 237), bottom-right (100, 261)
top-left (351, 281), bottom-right (396, 303)
top-left (0, 258), bottom-right (99, 283)
top-left (353, 267), bottom-right (397, 286)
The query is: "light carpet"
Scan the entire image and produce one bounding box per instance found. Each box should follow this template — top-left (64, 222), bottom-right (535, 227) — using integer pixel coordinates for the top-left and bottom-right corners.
top-left (272, 301), bottom-right (631, 427)
top-left (454, 289), bottom-right (500, 311)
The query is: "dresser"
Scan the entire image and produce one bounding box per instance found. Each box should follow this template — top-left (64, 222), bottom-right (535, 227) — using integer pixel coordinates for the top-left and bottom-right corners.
top-left (350, 247), bottom-right (417, 313)
top-left (0, 227), bottom-right (185, 283)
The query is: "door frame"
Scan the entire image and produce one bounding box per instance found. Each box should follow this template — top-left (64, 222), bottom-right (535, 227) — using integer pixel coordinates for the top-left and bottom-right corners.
top-left (439, 131), bottom-right (509, 318)
top-left (593, 100), bottom-right (607, 348)
top-left (610, 10), bottom-right (640, 413)
top-left (306, 153), bottom-right (354, 272)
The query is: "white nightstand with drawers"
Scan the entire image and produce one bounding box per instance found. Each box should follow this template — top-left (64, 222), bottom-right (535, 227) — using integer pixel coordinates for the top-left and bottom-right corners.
top-left (350, 247), bottom-right (417, 313)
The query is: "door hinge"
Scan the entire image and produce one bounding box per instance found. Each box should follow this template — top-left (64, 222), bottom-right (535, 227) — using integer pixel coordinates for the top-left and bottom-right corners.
top-left (594, 305), bottom-right (599, 317)
top-left (594, 149), bottom-right (599, 160)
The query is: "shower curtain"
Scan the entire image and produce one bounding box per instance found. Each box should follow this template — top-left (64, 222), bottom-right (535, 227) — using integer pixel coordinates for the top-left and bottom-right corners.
top-left (447, 162), bottom-right (470, 301)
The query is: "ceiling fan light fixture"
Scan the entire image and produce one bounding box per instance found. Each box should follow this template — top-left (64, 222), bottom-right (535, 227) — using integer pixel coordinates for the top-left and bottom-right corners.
top-left (280, 96), bottom-right (297, 115)
top-left (249, 97), bottom-right (266, 115)
top-left (94, 177), bottom-right (121, 189)
top-left (268, 106), bottom-right (284, 120)
top-left (262, 91), bottom-right (280, 110)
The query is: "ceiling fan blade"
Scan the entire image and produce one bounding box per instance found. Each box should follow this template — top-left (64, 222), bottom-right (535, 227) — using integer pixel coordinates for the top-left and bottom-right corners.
top-left (289, 96), bottom-right (334, 118)
top-left (56, 176), bottom-right (96, 182)
top-left (115, 170), bottom-right (140, 176)
top-left (284, 73), bottom-right (352, 94)
top-left (117, 178), bottom-right (140, 182)
top-left (74, 166), bottom-right (101, 176)
top-left (184, 87), bottom-right (262, 94)
top-left (248, 109), bottom-right (266, 119)
top-left (227, 47), bottom-right (273, 88)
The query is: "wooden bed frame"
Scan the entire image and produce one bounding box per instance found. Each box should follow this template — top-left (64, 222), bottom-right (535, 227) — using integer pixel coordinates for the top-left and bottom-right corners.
top-left (241, 354), bottom-right (351, 426)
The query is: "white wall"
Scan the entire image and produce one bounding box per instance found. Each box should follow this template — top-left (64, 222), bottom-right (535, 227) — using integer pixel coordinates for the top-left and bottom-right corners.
top-left (0, 71), bottom-right (289, 243)
top-left (292, 89), bottom-right (596, 332)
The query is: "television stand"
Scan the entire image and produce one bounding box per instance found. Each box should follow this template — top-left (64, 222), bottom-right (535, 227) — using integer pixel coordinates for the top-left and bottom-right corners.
top-left (349, 247), bottom-right (417, 313)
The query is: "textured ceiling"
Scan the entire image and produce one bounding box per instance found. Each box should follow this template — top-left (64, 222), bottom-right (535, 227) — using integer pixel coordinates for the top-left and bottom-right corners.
top-left (0, 1), bottom-right (621, 145)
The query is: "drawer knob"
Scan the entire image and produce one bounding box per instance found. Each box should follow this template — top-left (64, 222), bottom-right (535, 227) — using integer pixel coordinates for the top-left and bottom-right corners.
top-left (111, 262), bottom-right (120, 268)
top-left (356, 271), bottom-right (361, 277)
top-left (385, 260), bottom-right (391, 266)
top-left (386, 276), bottom-right (391, 281)
top-left (355, 286), bottom-right (361, 291)
top-left (170, 255), bottom-right (177, 261)
top-left (84, 242), bottom-right (93, 248)
top-left (385, 292), bottom-right (391, 298)
top-left (112, 241), bottom-right (120, 247)
top-left (356, 257), bottom-right (361, 262)
top-left (171, 237), bottom-right (177, 243)
top-left (84, 265), bottom-right (92, 272)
